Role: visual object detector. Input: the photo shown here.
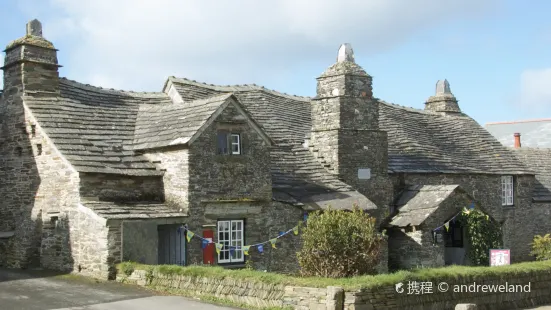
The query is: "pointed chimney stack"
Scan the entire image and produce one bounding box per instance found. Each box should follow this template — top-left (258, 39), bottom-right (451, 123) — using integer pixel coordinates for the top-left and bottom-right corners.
top-left (514, 133), bottom-right (521, 148)
top-left (425, 79), bottom-right (461, 114)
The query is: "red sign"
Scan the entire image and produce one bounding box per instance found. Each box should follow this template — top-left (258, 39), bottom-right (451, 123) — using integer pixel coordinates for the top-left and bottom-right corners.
top-left (490, 249), bottom-right (510, 266)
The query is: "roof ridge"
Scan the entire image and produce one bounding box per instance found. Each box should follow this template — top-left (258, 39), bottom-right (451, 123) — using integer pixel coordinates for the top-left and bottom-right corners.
top-left (486, 118), bottom-right (551, 126)
top-left (59, 77), bottom-right (168, 97)
top-left (169, 76), bottom-right (311, 102)
top-left (377, 98), bottom-right (432, 114)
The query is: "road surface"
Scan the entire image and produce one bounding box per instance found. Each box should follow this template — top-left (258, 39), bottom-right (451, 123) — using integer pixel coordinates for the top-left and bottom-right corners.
top-left (0, 268), bottom-right (237, 310)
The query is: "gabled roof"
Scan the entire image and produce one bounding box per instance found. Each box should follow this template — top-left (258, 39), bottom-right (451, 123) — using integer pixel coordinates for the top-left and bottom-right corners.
top-left (387, 185), bottom-right (463, 227)
top-left (133, 93), bottom-right (272, 150)
top-left (485, 119), bottom-right (551, 148)
top-left (168, 77), bottom-right (371, 209)
top-left (379, 101), bottom-right (533, 174)
top-left (25, 78), bottom-right (168, 176)
top-left (511, 148), bottom-right (551, 202)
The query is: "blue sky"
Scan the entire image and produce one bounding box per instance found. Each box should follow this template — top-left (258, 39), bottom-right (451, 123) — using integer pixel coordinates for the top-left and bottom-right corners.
top-left (1, 0), bottom-right (550, 126)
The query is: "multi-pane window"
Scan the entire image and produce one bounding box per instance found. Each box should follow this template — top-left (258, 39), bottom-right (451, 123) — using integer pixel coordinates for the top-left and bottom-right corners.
top-left (501, 175), bottom-right (514, 206)
top-left (217, 220), bottom-right (244, 263)
top-left (217, 131), bottom-right (242, 155)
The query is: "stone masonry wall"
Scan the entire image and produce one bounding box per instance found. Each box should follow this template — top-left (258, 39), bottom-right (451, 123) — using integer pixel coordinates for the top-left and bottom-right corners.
top-left (185, 102), bottom-right (274, 266)
top-left (118, 267), bottom-right (551, 310)
top-left (392, 173), bottom-right (535, 262)
top-left (189, 201), bottom-right (304, 273)
top-left (79, 173), bottom-right (164, 202)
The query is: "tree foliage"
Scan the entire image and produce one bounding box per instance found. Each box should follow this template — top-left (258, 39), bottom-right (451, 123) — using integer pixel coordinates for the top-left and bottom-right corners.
top-left (297, 206), bottom-right (385, 278)
top-left (531, 234), bottom-right (551, 261)
top-left (458, 209), bottom-right (502, 266)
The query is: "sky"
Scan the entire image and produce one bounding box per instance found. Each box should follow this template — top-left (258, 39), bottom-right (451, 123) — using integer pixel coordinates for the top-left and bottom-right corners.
top-left (1, 0), bottom-right (550, 126)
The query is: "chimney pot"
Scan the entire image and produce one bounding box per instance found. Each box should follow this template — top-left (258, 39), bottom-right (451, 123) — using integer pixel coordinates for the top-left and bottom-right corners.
top-left (514, 133), bottom-right (521, 148)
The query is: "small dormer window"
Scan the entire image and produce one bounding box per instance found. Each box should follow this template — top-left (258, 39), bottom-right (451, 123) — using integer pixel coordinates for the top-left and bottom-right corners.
top-left (217, 131), bottom-right (242, 155)
top-left (501, 176), bottom-right (514, 206)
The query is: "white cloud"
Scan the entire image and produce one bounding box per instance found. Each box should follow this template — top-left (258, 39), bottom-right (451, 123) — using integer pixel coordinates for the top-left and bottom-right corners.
top-left (520, 68), bottom-right (551, 110)
top-left (11, 0), bottom-right (498, 91)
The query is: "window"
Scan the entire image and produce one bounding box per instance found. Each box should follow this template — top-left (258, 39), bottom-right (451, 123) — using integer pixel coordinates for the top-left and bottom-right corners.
top-left (444, 220), bottom-right (463, 248)
top-left (501, 175), bottom-right (514, 206)
top-left (217, 220), bottom-right (244, 263)
top-left (217, 131), bottom-right (242, 155)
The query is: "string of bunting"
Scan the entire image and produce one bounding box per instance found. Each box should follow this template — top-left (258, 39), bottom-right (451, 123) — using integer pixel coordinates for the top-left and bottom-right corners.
top-left (176, 213), bottom-right (309, 256)
top-left (432, 201), bottom-right (488, 232)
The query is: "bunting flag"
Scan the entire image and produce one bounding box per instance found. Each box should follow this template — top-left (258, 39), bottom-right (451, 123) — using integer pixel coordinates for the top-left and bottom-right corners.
top-left (201, 239), bottom-right (209, 249)
top-left (270, 238), bottom-right (277, 249)
top-left (215, 243), bottom-right (223, 254)
top-left (243, 245), bottom-right (251, 255)
top-left (278, 231), bottom-right (284, 237)
top-left (469, 202), bottom-right (475, 210)
top-left (257, 244), bottom-right (264, 253)
top-left (293, 225), bottom-right (299, 235)
top-left (444, 222), bottom-right (449, 232)
top-left (229, 246), bottom-right (235, 256)
top-left (186, 230), bottom-right (195, 242)
top-left (486, 214), bottom-right (489, 221)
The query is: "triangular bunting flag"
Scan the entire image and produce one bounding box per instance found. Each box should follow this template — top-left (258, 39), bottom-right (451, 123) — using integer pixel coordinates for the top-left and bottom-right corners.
top-left (201, 239), bottom-right (209, 249)
top-left (293, 226), bottom-right (299, 235)
top-left (270, 238), bottom-right (277, 249)
top-left (215, 243), bottom-right (223, 254)
top-left (243, 246), bottom-right (250, 255)
top-left (486, 214), bottom-right (489, 221)
top-left (257, 245), bottom-right (264, 253)
top-left (177, 226), bottom-right (182, 235)
top-left (444, 222), bottom-right (449, 232)
top-left (229, 246), bottom-right (235, 256)
top-left (186, 230), bottom-right (195, 242)
top-left (469, 202), bottom-right (475, 210)
top-left (278, 231), bottom-right (284, 237)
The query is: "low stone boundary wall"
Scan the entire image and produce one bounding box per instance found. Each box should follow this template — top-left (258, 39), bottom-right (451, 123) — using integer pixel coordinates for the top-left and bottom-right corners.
top-left (117, 269), bottom-right (551, 309)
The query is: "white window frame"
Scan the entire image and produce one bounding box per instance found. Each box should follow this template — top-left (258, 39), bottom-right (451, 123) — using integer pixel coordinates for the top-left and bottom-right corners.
top-left (230, 133), bottom-right (241, 155)
top-left (501, 175), bottom-right (514, 206)
top-left (217, 220), bottom-right (244, 264)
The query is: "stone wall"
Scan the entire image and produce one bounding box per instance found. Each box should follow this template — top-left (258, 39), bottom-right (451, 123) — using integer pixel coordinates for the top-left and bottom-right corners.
top-left (122, 221), bottom-right (158, 265)
top-left (79, 173), bottom-right (164, 202)
top-left (118, 266), bottom-right (551, 310)
top-left (392, 173), bottom-right (536, 262)
top-left (143, 148), bottom-right (189, 212)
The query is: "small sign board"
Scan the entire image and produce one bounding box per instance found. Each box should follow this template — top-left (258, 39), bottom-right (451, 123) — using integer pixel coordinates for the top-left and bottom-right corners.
top-left (490, 249), bottom-right (510, 266)
top-left (358, 168), bottom-right (371, 180)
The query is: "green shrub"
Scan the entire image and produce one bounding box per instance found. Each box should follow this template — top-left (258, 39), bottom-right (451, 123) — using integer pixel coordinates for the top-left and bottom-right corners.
top-left (119, 261), bottom-right (136, 276)
top-left (297, 206), bottom-right (385, 278)
top-left (531, 234), bottom-right (551, 261)
top-left (458, 209), bottom-right (502, 266)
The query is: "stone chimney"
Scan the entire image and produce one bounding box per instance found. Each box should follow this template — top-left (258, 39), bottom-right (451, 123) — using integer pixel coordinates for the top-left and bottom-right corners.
top-left (1, 19), bottom-right (61, 97)
top-left (514, 133), bottom-right (521, 148)
top-left (425, 79), bottom-right (460, 113)
top-left (310, 43), bottom-right (392, 215)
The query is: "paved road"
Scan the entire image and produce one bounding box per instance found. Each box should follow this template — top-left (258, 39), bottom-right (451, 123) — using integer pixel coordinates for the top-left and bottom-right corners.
top-left (0, 268), bottom-right (237, 310)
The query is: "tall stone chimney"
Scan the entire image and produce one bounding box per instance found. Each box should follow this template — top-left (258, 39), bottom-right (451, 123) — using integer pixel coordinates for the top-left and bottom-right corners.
top-left (310, 43), bottom-right (392, 216)
top-left (425, 79), bottom-right (460, 113)
top-left (514, 133), bottom-right (521, 148)
top-left (1, 19), bottom-right (61, 98)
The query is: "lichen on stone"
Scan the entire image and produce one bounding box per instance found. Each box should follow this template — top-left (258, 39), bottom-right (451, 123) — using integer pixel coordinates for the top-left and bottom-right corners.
top-left (320, 61), bottom-right (369, 77)
top-left (6, 35), bottom-right (55, 50)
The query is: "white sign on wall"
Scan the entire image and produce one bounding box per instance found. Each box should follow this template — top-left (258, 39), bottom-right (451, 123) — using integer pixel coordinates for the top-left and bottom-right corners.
top-left (358, 168), bottom-right (371, 180)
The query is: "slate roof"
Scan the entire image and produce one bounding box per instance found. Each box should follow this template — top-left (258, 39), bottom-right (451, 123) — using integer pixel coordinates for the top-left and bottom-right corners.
top-left (167, 78), bottom-right (373, 209)
top-left (379, 101), bottom-right (533, 174)
top-left (511, 148), bottom-right (551, 202)
top-left (388, 185), bottom-right (461, 227)
top-left (485, 119), bottom-right (551, 148)
top-left (81, 201), bottom-right (187, 219)
top-left (133, 93), bottom-right (234, 150)
top-left (25, 78), bottom-right (169, 176)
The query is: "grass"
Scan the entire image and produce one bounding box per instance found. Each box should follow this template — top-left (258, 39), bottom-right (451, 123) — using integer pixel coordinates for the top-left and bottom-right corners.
top-left (118, 259), bottom-right (551, 291)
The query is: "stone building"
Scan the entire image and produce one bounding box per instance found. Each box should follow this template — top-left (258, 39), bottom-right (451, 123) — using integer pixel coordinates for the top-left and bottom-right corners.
top-left (0, 20), bottom-right (547, 278)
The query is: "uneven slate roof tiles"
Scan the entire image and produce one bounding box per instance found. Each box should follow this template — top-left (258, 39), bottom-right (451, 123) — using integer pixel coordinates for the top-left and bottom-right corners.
top-left (511, 148), bottom-right (551, 202)
top-left (378, 100), bottom-right (533, 175)
top-left (133, 93), bottom-right (233, 150)
top-left (25, 78), bottom-right (169, 176)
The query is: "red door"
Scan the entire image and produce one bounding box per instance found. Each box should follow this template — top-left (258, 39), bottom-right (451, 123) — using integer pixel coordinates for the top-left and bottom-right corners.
top-left (203, 229), bottom-right (215, 265)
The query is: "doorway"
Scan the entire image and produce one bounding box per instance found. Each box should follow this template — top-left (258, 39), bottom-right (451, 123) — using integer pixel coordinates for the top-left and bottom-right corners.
top-left (157, 224), bottom-right (186, 266)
